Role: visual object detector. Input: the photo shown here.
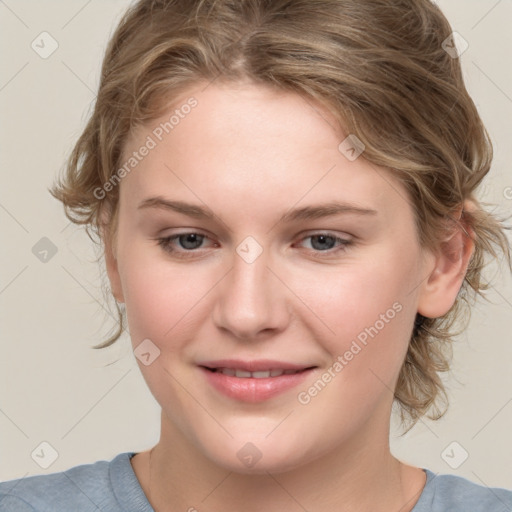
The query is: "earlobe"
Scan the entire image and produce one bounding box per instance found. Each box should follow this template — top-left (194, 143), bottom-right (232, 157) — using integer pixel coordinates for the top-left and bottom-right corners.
top-left (417, 207), bottom-right (475, 319)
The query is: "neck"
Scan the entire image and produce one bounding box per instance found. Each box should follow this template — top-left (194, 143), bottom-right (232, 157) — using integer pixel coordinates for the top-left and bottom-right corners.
top-left (138, 413), bottom-right (425, 512)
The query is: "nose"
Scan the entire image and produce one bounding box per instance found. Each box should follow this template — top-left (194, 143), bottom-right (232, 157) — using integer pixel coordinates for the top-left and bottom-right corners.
top-left (212, 244), bottom-right (290, 341)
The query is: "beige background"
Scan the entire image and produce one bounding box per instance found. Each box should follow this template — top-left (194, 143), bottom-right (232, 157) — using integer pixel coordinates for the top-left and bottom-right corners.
top-left (1, 0), bottom-right (511, 488)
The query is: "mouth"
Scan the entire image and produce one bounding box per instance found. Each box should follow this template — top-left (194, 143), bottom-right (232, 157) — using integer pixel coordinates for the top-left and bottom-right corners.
top-left (198, 360), bottom-right (317, 402)
top-left (201, 367), bottom-right (313, 378)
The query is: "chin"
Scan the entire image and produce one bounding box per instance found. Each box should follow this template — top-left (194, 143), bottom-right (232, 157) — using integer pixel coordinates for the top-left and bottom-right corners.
top-left (204, 437), bottom-right (317, 475)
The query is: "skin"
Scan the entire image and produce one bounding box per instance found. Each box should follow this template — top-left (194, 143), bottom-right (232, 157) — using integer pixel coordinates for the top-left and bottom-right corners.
top-left (104, 80), bottom-right (474, 511)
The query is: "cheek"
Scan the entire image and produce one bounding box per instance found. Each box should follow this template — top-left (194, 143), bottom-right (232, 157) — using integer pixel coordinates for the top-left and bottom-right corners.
top-left (303, 255), bottom-right (413, 328)
top-left (117, 253), bottom-right (214, 410)
top-left (290, 262), bottom-right (417, 431)
top-left (119, 231), bottom-right (419, 368)
top-left (293, 250), bottom-right (418, 380)
top-left (118, 248), bottom-right (219, 348)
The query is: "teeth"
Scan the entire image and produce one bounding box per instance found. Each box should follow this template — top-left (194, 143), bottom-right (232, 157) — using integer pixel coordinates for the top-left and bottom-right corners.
top-left (252, 371), bottom-right (270, 378)
top-left (216, 368), bottom-right (301, 378)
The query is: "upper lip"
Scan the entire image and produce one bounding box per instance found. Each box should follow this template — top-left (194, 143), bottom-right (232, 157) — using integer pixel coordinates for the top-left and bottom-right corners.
top-left (199, 359), bottom-right (316, 372)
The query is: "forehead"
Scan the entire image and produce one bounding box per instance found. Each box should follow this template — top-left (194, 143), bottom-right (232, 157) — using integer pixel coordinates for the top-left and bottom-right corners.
top-left (119, 81), bottom-right (412, 225)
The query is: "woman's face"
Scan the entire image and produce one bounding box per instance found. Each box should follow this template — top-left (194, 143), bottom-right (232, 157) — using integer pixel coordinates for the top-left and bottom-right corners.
top-left (107, 80), bottom-right (438, 473)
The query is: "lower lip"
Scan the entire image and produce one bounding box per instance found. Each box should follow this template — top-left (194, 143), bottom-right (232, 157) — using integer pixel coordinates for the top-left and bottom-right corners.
top-left (199, 367), bottom-right (314, 402)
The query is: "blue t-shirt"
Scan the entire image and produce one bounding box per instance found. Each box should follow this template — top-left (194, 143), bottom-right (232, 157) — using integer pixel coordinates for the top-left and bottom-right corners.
top-left (1, 452), bottom-right (511, 511)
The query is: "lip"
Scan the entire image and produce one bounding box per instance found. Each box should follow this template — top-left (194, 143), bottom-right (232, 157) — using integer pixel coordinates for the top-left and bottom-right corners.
top-left (199, 359), bottom-right (313, 372)
top-left (198, 359), bottom-right (316, 402)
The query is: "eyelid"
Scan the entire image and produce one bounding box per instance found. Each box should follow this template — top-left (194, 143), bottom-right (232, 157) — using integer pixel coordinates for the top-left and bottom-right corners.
top-left (157, 228), bottom-right (353, 242)
top-left (294, 232), bottom-right (353, 255)
top-left (298, 229), bottom-right (353, 240)
top-left (155, 230), bottom-right (354, 258)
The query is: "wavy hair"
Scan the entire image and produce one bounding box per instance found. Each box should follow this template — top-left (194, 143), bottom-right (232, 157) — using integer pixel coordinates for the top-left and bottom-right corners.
top-left (50, 0), bottom-right (511, 431)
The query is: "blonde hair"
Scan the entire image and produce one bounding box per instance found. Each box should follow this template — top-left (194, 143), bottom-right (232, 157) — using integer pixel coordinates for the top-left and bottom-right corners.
top-left (50, 0), bottom-right (511, 431)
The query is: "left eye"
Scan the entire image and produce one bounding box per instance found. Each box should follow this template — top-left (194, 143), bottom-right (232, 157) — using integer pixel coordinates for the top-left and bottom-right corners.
top-left (158, 233), bottom-right (209, 251)
top-left (156, 232), bottom-right (352, 258)
top-left (298, 233), bottom-right (351, 252)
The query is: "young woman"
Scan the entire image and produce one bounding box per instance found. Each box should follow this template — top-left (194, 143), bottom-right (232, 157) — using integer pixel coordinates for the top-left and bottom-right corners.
top-left (1, 0), bottom-right (511, 510)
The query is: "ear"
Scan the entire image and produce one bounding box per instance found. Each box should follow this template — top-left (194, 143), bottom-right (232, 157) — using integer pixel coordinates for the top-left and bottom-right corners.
top-left (101, 207), bottom-right (125, 304)
top-left (417, 201), bottom-right (475, 318)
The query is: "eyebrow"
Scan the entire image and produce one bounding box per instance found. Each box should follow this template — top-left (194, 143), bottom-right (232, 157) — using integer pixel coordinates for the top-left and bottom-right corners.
top-left (137, 196), bottom-right (378, 223)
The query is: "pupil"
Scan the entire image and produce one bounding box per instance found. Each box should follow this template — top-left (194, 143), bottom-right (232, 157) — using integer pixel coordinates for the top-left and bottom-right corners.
top-left (181, 233), bottom-right (202, 249)
top-left (312, 235), bottom-right (334, 251)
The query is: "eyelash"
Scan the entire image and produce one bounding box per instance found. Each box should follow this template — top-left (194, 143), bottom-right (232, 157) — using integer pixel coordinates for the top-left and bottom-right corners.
top-left (155, 232), bottom-right (353, 259)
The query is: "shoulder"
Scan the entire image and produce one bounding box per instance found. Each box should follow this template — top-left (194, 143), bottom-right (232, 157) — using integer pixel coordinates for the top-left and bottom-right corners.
top-left (414, 468), bottom-right (512, 512)
top-left (0, 452), bottom-right (136, 512)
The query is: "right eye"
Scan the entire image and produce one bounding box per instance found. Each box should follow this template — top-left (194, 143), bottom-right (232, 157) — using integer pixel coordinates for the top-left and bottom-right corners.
top-left (156, 232), bottom-right (217, 258)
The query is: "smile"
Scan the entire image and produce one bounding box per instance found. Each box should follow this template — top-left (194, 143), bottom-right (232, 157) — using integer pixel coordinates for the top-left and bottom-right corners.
top-left (199, 363), bottom-right (316, 402)
top-left (206, 367), bottom-right (305, 378)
